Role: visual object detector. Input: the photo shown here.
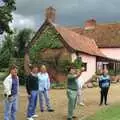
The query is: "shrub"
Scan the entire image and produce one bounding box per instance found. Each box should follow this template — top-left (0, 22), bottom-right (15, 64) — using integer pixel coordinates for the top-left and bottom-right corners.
top-left (51, 81), bottom-right (67, 89)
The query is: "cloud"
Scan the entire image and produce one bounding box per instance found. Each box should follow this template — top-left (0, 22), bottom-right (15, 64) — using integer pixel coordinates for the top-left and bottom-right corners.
top-left (10, 13), bottom-right (36, 29)
top-left (12, 0), bottom-right (120, 29)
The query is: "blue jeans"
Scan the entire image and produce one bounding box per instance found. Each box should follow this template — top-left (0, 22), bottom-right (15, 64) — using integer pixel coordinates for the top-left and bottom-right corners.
top-left (4, 95), bottom-right (17, 120)
top-left (27, 90), bottom-right (38, 117)
top-left (39, 90), bottom-right (51, 110)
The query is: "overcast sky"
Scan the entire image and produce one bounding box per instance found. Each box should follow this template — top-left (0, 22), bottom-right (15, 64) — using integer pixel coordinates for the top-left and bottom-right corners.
top-left (7, 0), bottom-right (120, 30)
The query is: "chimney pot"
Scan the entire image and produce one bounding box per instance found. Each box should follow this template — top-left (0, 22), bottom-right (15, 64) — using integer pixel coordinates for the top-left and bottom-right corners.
top-left (84, 19), bottom-right (96, 30)
top-left (45, 6), bottom-right (56, 22)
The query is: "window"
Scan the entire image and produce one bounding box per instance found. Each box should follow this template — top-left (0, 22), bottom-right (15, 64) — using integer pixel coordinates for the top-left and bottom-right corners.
top-left (82, 63), bottom-right (87, 71)
top-left (108, 62), bottom-right (114, 70)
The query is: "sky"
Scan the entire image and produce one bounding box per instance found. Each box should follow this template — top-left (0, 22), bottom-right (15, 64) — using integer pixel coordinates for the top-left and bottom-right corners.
top-left (3, 0), bottom-right (120, 30)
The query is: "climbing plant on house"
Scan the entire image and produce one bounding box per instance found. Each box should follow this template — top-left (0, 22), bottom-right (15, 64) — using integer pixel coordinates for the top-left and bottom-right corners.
top-left (29, 25), bottom-right (72, 73)
top-left (29, 25), bottom-right (83, 74)
top-left (30, 25), bottom-right (63, 61)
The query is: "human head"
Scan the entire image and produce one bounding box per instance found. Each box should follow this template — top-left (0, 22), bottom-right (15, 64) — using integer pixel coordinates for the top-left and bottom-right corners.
top-left (102, 69), bottom-right (108, 76)
top-left (30, 65), bottom-right (38, 74)
top-left (81, 66), bottom-right (85, 72)
top-left (68, 64), bottom-right (76, 74)
top-left (9, 64), bottom-right (18, 77)
top-left (40, 65), bottom-right (47, 73)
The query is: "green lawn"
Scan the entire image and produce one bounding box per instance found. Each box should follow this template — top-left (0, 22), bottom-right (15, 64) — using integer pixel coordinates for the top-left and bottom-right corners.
top-left (85, 104), bottom-right (120, 120)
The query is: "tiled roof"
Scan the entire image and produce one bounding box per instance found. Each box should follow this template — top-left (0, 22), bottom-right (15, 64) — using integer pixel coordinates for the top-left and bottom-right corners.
top-left (71, 23), bottom-right (120, 48)
top-left (54, 25), bottom-right (105, 57)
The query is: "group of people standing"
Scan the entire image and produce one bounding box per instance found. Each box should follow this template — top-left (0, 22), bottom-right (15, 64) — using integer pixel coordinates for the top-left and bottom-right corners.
top-left (66, 66), bottom-right (111, 120)
top-left (3, 64), bottom-right (54, 120)
top-left (3, 64), bottom-right (111, 120)
top-left (26, 65), bottom-right (54, 120)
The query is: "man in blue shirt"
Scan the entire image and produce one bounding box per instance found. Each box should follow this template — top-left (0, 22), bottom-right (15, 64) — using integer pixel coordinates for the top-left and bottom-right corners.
top-left (3, 65), bottom-right (19, 120)
top-left (99, 69), bottom-right (111, 105)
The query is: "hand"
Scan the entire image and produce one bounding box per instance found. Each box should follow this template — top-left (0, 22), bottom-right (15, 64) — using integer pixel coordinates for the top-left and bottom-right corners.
top-left (28, 94), bottom-right (31, 98)
top-left (8, 96), bottom-right (13, 101)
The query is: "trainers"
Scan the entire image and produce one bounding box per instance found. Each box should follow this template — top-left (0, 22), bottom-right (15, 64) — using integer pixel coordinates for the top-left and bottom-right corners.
top-left (27, 117), bottom-right (34, 120)
top-left (32, 114), bottom-right (38, 118)
top-left (67, 118), bottom-right (72, 120)
top-left (79, 102), bottom-right (85, 106)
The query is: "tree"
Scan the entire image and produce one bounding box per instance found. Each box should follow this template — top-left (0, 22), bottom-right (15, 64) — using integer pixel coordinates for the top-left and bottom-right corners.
top-left (0, 33), bottom-right (14, 68)
top-left (0, 0), bottom-right (16, 34)
top-left (14, 28), bottom-right (34, 58)
top-left (0, 28), bottom-right (34, 68)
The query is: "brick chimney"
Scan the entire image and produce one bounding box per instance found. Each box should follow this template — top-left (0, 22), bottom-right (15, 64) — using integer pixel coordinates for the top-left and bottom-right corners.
top-left (84, 19), bottom-right (96, 30)
top-left (45, 6), bottom-right (56, 22)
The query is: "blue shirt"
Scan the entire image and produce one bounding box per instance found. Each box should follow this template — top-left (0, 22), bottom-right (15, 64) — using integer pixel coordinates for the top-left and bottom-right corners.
top-left (38, 72), bottom-right (50, 91)
top-left (11, 77), bottom-right (19, 95)
top-left (99, 75), bottom-right (110, 88)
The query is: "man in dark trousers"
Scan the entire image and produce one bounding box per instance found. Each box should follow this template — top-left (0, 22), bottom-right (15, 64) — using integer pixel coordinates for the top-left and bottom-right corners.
top-left (99, 69), bottom-right (111, 106)
top-left (26, 65), bottom-right (39, 120)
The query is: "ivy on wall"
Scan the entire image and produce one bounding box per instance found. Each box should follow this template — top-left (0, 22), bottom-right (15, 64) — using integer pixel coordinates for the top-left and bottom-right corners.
top-left (29, 25), bottom-right (82, 74)
top-left (30, 25), bottom-right (63, 60)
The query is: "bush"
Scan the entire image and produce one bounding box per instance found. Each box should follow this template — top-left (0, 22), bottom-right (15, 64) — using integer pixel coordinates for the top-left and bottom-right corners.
top-left (51, 81), bottom-right (67, 89)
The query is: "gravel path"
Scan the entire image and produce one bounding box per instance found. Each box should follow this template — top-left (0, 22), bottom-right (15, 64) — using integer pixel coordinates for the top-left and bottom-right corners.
top-left (0, 84), bottom-right (120, 120)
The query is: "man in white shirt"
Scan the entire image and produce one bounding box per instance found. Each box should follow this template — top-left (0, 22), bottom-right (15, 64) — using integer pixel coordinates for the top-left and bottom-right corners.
top-left (3, 65), bottom-right (19, 120)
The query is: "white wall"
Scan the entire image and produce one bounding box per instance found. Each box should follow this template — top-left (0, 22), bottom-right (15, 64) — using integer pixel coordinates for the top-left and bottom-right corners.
top-left (100, 48), bottom-right (120, 60)
top-left (71, 53), bottom-right (96, 82)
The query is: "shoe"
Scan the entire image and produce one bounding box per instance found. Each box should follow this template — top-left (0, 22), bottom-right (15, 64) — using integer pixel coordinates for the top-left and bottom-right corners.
top-left (72, 116), bottom-right (77, 118)
top-left (79, 102), bottom-right (85, 106)
top-left (48, 109), bottom-right (54, 112)
top-left (99, 103), bottom-right (102, 106)
top-left (41, 110), bottom-right (44, 112)
top-left (27, 117), bottom-right (34, 120)
top-left (32, 114), bottom-right (38, 118)
top-left (67, 118), bottom-right (72, 120)
top-left (105, 103), bottom-right (108, 106)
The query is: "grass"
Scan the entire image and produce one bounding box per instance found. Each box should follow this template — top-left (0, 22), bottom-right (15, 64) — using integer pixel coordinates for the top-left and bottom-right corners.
top-left (85, 104), bottom-right (120, 120)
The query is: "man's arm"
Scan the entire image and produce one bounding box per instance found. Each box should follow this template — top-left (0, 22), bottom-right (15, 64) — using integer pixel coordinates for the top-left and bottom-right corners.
top-left (47, 73), bottom-right (50, 90)
top-left (74, 71), bottom-right (82, 79)
top-left (98, 77), bottom-right (102, 88)
top-left (3, 76), bottom-right (12, 97)
top-left (26, 76), bottom-right (31, 95)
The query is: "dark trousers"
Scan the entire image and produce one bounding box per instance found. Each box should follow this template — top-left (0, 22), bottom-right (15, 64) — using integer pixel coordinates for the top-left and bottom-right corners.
top-left (100, 87), bottom-right (109, 105)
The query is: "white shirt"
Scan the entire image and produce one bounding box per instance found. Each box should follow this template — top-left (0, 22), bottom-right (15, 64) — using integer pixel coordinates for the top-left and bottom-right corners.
top-left (38, 72), bottom-right (50, 91)
top-left (76, 76), bottom-right (84, 89)
top-left (3, 74), bottom-right (19, 97)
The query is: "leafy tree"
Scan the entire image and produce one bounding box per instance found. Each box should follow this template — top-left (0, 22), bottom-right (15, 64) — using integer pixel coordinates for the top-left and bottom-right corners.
top-left (14, 28), bottom-right (34, 58)
top-left (0, 0), bottom-right (16, 34)
top-left (0, 33), bottom-right (14, 68)
top-left (0, 28), bottom-right (34, 68)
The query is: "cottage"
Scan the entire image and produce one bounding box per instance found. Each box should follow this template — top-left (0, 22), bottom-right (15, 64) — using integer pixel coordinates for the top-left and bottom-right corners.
top-left (71, 20), bottom-right (120, 76)
top-left (25, 7), bottom-right (120, 82)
